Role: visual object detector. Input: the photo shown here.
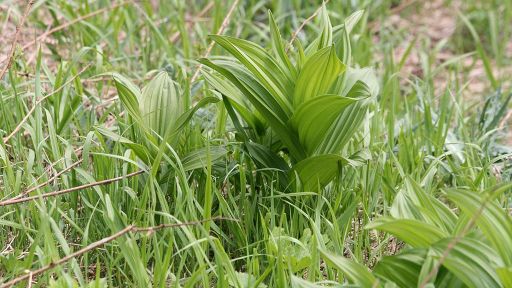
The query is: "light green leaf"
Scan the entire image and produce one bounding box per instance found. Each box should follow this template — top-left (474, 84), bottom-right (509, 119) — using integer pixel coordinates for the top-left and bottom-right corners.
top-left (95, 126), bottom-right (151, 164)
top-left (170, 96), bottom-right (219, 138)
top-left (293, 46), bottom-right (345, 108)
top-left (319, 249), bottom-right (380, 288)
top-left (430, 237), bottom-right (502, 288)
top-left (181, 146), bottom-right (226, 171)
top-left (290, 276), bottom-right (325, 288)
top-left (200, 59), bottom-right (306, 160)
top-left (332, 10), bottom-right (364, 65)
top-left (366, 217), bottom-right (448, 248)
top-left (373, 249), bottom-right (426, 288)
top-left (141, 71), bottom-right (182, 138)
top-left (290, 94), bottom-right (357, 155)
top-left (391, 178), bottom-right (457, 233)
top-left (112, 73), bottom-right (143, 124)
top-left (268, 10), bottom-right (296, 78)
top-left (246, 142), bottom-right (289, 172)
top-left (335, 67), bottom-right (379, 98)
top-left (314, 80), bottom-right (371, 154)
top-left (291, 154), bottom-right (347, 191)
top-left (230, 272), bottom-right (267, 288)
top-left (317, 4), bottom-right (333, 50)
top-left (202, 70), bottom-right (265, 132)
top-left (333, 10), bottom-right (364, 63)
top-left (446, 185), bottom-right (512, 266)
top-left (210, 35), bottom-right (293, 114)
top-left (496, 267), bottom-right (512, 287)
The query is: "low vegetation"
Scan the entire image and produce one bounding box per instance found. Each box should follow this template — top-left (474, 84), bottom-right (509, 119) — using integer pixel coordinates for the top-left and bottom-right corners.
top-left (1, 0), bottom-right (512, 287)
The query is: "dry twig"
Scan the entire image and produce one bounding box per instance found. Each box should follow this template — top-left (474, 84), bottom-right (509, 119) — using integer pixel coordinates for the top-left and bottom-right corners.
top-left (0, 216), bottom-right (237, 288)
top-left (285, 0), bottom-right (330, 52)
top-left (190, 0), bottom-right (240, 83)
top-left (13, 158), bottom-right (84, 200)
top-left (0, 1), bottom-right (130, 67)
top-left (0, 0), bottom-right (35, 80)
top-left (0, 170), bottom-right (144, 206)
top-left (170, 2), bottom-right (215, 43)
top-left (3, 64), bottom-right (91, 144)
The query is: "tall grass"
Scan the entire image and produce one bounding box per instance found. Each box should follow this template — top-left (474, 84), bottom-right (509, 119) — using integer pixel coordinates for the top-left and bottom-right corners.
top-left (1, 0), bottom-right (512, 287)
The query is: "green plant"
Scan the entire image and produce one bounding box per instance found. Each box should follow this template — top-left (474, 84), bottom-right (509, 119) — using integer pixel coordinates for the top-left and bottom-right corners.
top-left (98, 70), bottom-right (224, 172)
top-left (321, 178), bottom-right (512, 287)
top-left (201, 7), bottom-right (379, 191)
top-left (2, 1), bottom-right (512, 287)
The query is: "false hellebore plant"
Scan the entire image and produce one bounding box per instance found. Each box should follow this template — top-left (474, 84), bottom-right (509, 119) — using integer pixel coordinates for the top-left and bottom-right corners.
top-left (201, 9), bottom-right (378, 190)
top-left (100, 70), bottom-right (224, 173)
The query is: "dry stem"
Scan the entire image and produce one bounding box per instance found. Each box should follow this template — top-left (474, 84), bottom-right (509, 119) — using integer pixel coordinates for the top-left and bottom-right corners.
top-left (0, 1), bottom-right (35, 80)
top-left (0, 170), bottom-right (144, 206)
top-left (0, 216), bottom-right (237, 288)
top-left (190, 0), bottom-right (240, 83)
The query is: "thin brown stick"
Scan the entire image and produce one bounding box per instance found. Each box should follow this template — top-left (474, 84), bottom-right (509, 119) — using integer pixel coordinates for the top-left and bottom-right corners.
top-left (13, 158), bottom-right (84, 200)
top-left (285, 0), bottom-right (330, 53)
top-left (23, 2), bottom-right (130, 65)
top-left (0, 1), bottom-right (130, 67)
top-left (2, 64), bottom-right (91, 144)
top-left (0, 0), bottom-right (35, 80)
top-left (0, 216), bottom-right (237, 288)
top-left (499, 109), bottom-right (512, 130)
top-left (38, 146), bottom-right (84, 180)
top-left (1, 7), bottom-right (13, 35)
top-left (0, 170), bottom-right (144, 206)
top-left (190, 0), bottom-right (239, 83)
top-left (284, 0), bottom-right (418, 53)
top-left (170, 2), bottom-right (215, 43)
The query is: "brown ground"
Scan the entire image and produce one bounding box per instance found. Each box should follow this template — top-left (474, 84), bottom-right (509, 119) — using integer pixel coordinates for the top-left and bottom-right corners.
top-left (377, 0), bottom-right (512, 97)
top-left (1, 0), bottom-right (511, 133)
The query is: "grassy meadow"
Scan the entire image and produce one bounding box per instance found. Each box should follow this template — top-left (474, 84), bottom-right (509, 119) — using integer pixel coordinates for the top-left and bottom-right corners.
top-left (1, 0), bottom-right (512, 287)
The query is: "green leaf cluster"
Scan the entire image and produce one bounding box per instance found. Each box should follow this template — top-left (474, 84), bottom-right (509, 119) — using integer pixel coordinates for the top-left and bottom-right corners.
top-left (202, 8), bottom-right (378, 191)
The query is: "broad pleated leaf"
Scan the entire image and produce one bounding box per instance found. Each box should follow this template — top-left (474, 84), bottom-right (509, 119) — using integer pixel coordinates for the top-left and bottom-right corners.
top-left (290, 94), bottom-right (357, 155)
top-left (335, 67), bottom-right (379, 98)
top-left (113, 73), bottom-right (143, 124)
top-left (231, 272), bottom-right (268, 288)
top-left (446, 185), bottom-right (512, 266)
top-left (95, 127), bottom-right (150, 164)
top-left (246, 142), bottom-right (289, 172)
top-left (333, 10), bottom-right (364, 64)
top-left (202, 70), bottom-right (266, 133)
top-left (496, 267), bottom-right (512, 287)
top-left (366, 217), bottom-right (448, 248)
top-left (343, 10), bottom-right (364, 34)
top-left (200, 58), bottom-right (306, 160)
top-left (293, 46), bottom-right (345, 108)
top-left (181, 146), bottom-right (226, 171)
top-left (303, 5), bottom-right (333, 56)
top-left (141, 71), bottom-right (182, 138)
top-left (391, 178), bottom-right (457, 233)
top-left (209, 35), bottom-right (293, 114)
top-left (373, 249), bottom-right (426, 288)
top-left (290, 276), bottom-right (326, 288)
top-left (345, 148), bottom-right (372, 167)
top-left (314, 80), bottom-right (371, 154)
top-left (200, 59), bottom-right (289, 127)
top-left (317, 5), bottom-right (333, 50)
top-left (269, 11), bottom-right (296, 78)
top-left (169, 96), bottom-right (219, 141)
top-left (319, 249), bottom-right (380, 288)
top-left (430, 237), bottom-right (502, 288)
top-left (291, 154), bottom-right (346, 191)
